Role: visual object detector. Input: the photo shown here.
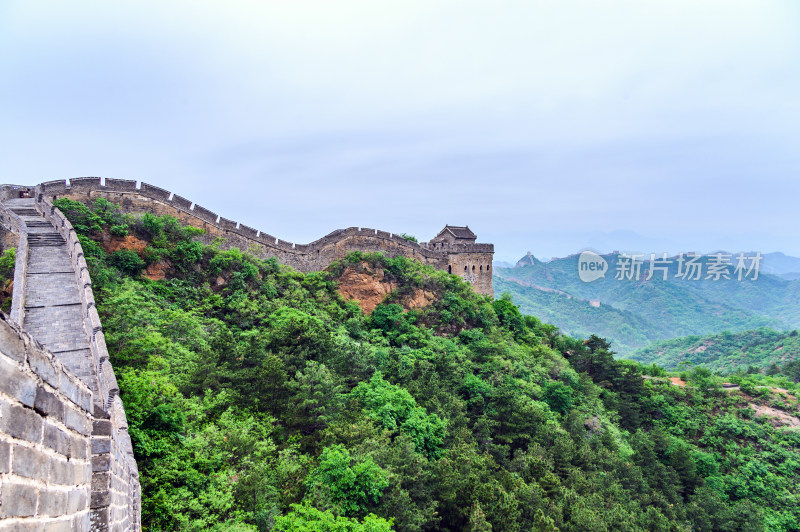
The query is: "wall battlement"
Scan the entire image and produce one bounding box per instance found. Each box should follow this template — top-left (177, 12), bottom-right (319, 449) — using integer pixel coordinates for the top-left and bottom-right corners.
top-left (38, 178), bottom-right (495, 295)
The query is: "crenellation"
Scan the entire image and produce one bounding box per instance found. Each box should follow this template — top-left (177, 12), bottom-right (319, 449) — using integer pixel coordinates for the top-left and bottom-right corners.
top-left (236, 224), bottom-right (258, 238)
top-left (191, 204), bottom-right (219, 224)
top-left (257, 232), bottom-right (278, 245)
top-left (139, 183), bottom-right (171, 201)
top-left (41, 180), bottom-right (68, 193)
top-left (219, 217), bottom-right (237, 230)
top-left (103, 179), bottom-right (137, 192)
top-left (70, 178), bottom-right (102, 190)
top-left (169, 194), bottom-right (192, 210)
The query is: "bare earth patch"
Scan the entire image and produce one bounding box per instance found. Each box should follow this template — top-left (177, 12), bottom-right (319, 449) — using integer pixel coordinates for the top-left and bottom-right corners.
top-left (751, 403), bottom-right (800, 428)
top-left (337, 263), bottom-right (398, 313)
top-left (101, 233), bottom-right (149, 254)
top-left (144, 260), bottom-right (170, 281)
top-left (336, 262), bottom-right (436, 314)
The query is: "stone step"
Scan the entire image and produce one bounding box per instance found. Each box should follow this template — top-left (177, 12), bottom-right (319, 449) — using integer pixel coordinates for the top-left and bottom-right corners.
top-left (28, 233), bottom-right (65, 246)
top-left (10, 207), bottom-right (40, 216)
top-left (25, 220), bottom-right (52, 228)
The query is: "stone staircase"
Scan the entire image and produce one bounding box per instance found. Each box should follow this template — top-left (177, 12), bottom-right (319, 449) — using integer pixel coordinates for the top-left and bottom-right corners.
top-left (0, 190), bottom-right (141, 531)
top-left (4, 198), bottom-right (95, 390)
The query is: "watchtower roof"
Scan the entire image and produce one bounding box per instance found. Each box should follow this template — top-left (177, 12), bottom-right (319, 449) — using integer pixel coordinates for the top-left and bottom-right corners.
top-left (433, 225), bottom-right (477, 241)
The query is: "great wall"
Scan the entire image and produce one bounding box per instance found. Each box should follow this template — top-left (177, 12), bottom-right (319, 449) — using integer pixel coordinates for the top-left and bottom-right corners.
top-left (0, 178), bottom-right (494, 530)
top-left (36, 177), bottom-right (494, 296)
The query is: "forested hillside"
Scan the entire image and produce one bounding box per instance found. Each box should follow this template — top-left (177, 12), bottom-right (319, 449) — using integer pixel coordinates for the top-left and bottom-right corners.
top-left (56, 198), bottom-right (800, 531)
top-left (631, 328), bottom-right (800, 374)
top-left (494, 277), bottom-right (666, 355)
top-left (494, 253), bottom-right (799, 355)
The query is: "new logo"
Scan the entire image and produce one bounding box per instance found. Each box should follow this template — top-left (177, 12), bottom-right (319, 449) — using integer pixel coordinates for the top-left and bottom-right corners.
top-left (578, 251), bottom-right (607, 283)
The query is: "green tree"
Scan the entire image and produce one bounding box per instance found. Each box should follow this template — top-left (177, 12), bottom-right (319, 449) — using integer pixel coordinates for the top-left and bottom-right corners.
top-left (287, 360), bottom-right (344, 437)
top-left (273, 503), bottom-right (393, 531)
top-left (304, 445), bottom-right (390, 517)
top-left (350, 372), bottom-right (446, 459)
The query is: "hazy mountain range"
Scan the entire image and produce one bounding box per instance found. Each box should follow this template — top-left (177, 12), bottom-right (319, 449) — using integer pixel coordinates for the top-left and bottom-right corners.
top-left (494, 251), bottom-right (800, 356)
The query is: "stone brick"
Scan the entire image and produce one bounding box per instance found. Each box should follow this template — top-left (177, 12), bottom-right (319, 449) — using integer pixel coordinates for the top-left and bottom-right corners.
top-left (92, 454), bottom-right (110, 472)
top-left (0, 440), bottom-right (9, 473)
top-left (66, 488), bottom-right (88, 514)
top-left (49, 457), bottom-right (74, 485)
top-left (43, 519), bottom-right (71, 532)
top-left (63, 404), bottom-right (91, 436)
top-left (0, 319), bottom-right (28, 363)
top-left (12, 445), bottom-right (50, 479)
top-left (90, 505), bottom-right (110, 528)
top-left (72, 512), bottom-right (90, 531)
top-left (0, 354), bottom-right (37, 407)
top-left (57, 372), bottom-right (81, 409)
top-left (0, 399), bottom-right (43, 443)
top-left (26, 345), bottom-right (59, 389)
top-left (78, 463), bottom-right (93, 484)
top-left (35, 386), bottom-right (65, 421)
top-left (0, 521), bottom-right (45, 531)
top-left (92, 419), bottom-right (112, 437)
top-left (91, 437), bottom-right (111, 455)
top-left (0, 481), bottom-right (38, 517)
top-left (43, 422), bottom-right (71, 456)
top-left (90, 488), bottom-right (110, 509)
top-left (37, 487), bottom-right (69, 516)
top-left (70, 433), bottom-right (90, 460)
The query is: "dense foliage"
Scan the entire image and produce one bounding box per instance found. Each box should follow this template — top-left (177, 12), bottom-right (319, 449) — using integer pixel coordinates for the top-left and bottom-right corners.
top-left (631, 327), bottom-right (800, 374)
top-left (57, 198), bottom-right (800, 531)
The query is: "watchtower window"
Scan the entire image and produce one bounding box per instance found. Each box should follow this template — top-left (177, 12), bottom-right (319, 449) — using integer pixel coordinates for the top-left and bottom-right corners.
top-left (464, 266), bottom-right (468, 271)
top-left (472, 265), bottom-right (475, 271)
top-left (480, 265), bottom-right (483, 271)
top-left (448, 265), bottom-right (452, 274)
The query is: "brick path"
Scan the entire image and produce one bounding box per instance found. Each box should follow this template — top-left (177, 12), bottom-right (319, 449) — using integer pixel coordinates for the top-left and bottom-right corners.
top-left (4, 198), bottom-right (94, 385)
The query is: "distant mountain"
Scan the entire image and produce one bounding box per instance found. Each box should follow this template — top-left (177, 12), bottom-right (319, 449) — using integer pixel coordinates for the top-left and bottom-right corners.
top-left (494, 277), bottom-right (668, 354)
top-left (762, 252), bottom-right (800, 277)
top-left (629, 327), bottom-right (800, 373)
top-left (494, 252), bottom-right (800, 355)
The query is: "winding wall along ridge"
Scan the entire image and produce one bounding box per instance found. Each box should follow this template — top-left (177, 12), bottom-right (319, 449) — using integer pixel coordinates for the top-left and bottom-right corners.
top-left (37, 177), bottom-right (495, 296)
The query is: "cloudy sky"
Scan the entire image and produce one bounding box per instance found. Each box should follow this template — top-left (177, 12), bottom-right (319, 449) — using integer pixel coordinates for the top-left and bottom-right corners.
top-left (1, 1), bottom-right (798, 262)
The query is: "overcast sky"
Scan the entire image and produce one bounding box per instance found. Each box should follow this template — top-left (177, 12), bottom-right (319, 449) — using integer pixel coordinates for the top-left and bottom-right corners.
top-left (1, 1), bottom-right (798, 262)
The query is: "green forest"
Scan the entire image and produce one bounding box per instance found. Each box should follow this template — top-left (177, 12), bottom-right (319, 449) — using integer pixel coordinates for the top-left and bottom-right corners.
top-left (631, 327), bottom-right (800, 376)
top-left (56, 198), bottom-right (800, 531)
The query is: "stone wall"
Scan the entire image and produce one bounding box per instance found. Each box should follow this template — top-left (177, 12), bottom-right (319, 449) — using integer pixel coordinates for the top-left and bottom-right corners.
top-left (0, 314), bottom-right (93, 531)
top-left (0, 190), bottom-right (140, 531)
top-left (36, 197), bottom-right (141, 531)
top-left (36, 178), bottom-right (495, 295)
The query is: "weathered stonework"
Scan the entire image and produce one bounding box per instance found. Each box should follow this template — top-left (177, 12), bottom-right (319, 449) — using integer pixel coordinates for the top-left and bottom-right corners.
top-left (0, 314), bottom-right (94, 531)
top-left (0, 187), bottom-right (140, 531)
top-left (35, 178), bottom-right (495, 296)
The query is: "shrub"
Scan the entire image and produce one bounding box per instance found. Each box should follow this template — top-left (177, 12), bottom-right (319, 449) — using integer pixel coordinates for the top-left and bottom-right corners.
top-left (108, 250), bottom-right (146, 276)
top-left (0, 248), bottom-right (15, 279)
top-left (110, 224), bottom-right (129, 236)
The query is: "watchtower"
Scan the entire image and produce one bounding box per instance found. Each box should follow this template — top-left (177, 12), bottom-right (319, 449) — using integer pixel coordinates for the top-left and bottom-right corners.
top-left (427, 225), bottom-right (494, 295)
